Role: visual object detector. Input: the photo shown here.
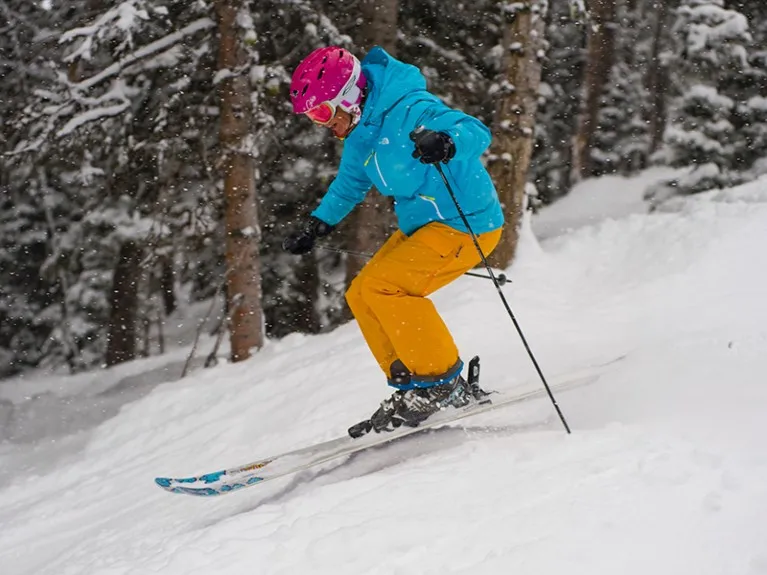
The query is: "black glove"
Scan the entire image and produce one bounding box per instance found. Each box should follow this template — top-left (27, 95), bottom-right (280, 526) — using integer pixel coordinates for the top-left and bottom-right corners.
top-left (410, 128), bottom-right (456, 164)
top-left (282, 216), bottom-right (334, 255)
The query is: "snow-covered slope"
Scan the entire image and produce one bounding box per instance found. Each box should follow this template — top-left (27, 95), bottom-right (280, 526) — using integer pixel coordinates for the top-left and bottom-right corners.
top-left (531, 165), bottom-right (684, 239)
top-left (2, 174), bottom-right (767, 575)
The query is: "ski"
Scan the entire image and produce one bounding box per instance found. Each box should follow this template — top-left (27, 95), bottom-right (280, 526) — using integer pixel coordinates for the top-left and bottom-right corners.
top-left (155, 356), bottom-right (624, 496)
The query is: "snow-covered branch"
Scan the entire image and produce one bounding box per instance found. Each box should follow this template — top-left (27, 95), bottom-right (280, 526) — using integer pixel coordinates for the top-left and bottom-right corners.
top-left (399, 33), bottom-right (484, 81)
top-left (67, 17), bottom-right (215, 92)
top-left (56, 101), bottom-right (130, 138)
top-left (61, 1), bottom-right (151, 62)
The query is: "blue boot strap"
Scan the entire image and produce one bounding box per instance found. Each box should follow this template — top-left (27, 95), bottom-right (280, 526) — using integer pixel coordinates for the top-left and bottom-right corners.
top-left (388, 359), bottom-right (464, 391)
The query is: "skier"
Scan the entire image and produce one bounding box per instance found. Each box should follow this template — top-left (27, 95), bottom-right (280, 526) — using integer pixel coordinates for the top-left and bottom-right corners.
top-left (283, 46), bottom-right (504, 436)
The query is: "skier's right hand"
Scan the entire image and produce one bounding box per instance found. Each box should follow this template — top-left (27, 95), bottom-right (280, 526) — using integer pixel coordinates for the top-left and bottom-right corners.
top-left (282, 216), bottom-right (334, 255)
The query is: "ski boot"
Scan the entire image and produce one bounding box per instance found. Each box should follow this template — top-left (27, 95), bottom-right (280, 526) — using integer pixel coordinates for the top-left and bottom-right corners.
top-left (348, 357), bottom-right (489, 438)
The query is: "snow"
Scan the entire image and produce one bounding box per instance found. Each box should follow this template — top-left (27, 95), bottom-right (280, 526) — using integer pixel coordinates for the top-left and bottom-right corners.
top-left (747, 96), bottom-right (767, 113)
top-left (212, 68), bottom-right (237, 86)
top-left (531, 166), bottom-right (683, 239)
top-left (2, 170), bottom-right (767, 574)
top-left (686, 84), bottom-right (734, 110)
top-left (665, 125), bottom-right (727, 155)
top-left (677, 1), bottom-right (751, 68)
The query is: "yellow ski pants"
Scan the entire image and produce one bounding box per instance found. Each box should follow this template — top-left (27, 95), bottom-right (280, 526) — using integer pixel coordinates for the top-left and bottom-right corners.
top-left (346, 222), bottom-right (502, 380)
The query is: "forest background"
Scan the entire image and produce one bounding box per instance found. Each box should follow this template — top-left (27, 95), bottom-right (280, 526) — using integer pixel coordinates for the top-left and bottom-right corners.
top-left (1, 0), bottom-right (765, 378)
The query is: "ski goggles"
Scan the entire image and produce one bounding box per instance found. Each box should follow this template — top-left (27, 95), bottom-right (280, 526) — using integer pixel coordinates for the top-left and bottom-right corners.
top-left (305, 102), bottom-right (338, 126)
top-left (304, 59), bottom-right (364, 126)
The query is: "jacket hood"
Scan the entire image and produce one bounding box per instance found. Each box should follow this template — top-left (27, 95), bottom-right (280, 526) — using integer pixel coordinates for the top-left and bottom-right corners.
top-left (359, 47), bottom-right (428, 125)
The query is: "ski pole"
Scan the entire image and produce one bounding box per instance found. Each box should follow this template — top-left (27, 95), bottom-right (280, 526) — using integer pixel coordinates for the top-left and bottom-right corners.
top-left (433, 163), bottom-right (571, 434)
top-left (316, 244), bottom-right (510, 286)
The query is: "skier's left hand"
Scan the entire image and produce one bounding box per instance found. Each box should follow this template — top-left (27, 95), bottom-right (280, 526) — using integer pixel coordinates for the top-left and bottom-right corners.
top-left (282, 216), bottom-right (334, 255)
top-left (410, 128), bottom-right (456, 165)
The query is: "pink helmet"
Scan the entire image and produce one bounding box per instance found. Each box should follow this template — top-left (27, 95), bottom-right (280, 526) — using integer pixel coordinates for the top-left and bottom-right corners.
top-left (290, 46), bottom-right (366, 119)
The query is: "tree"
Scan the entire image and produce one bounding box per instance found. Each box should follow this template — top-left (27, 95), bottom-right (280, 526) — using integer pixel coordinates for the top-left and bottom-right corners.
top-left (530, 1), bottom-right (588, 203)
top-left (342, 0), bottom-right (400, 286)
top-left (647, 0), bottom-right (752, 204)
top-left (728, 0), bottom-right (767, 178)
top-left (105, 240), bottom-right (142, 365)
top-left (487, 0), bottom-right (547, 268)
top-left (590, 61), bottom-right (650, 175)
top-left (646, 0), bottom-right (674, 154)
top-left (0, 1), bottom-right (61, 375)
top-left (6, 1), bottom-right (223, 370)
top-left (571, 0), bottom-right (617, 181)
top-left (254, 2), bottom-right (361, 338)
top-left (215, 0), bottom-right (263, 362)
top-left (590, 0), bottom-right (654, 176)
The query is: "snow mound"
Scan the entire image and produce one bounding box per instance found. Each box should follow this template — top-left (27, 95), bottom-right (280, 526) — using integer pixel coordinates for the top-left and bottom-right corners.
top-left (2, 174), bottom-right (767, 575)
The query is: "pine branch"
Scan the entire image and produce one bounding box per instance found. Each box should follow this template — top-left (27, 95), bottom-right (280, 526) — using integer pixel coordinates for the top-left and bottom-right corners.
top-left (65, 17), bottom-right (215, 93)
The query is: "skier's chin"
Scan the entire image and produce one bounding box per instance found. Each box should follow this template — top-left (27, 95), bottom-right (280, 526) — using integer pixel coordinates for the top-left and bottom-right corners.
top-left (332, 123), bottom-right (355, 140)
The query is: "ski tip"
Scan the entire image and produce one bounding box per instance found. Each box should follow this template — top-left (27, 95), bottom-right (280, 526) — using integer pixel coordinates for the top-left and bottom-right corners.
top-left (153, 470), bottom-right (227, 490)
top-left (154, 477), bottom-right (222, 496)
top-left (154, 474), bottom-right (265, 496)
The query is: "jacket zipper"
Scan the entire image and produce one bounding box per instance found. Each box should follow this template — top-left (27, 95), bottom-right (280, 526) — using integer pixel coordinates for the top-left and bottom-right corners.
top-left (364, 150), bottom-right (388, 189)
top-left (373, 153), bottom-right (389, 188)
top-left (419, 194), bottom-right (445, 220)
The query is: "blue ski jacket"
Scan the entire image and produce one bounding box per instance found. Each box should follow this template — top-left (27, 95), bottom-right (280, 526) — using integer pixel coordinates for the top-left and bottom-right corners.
top-left (312, 47), bottom-right (504, 237)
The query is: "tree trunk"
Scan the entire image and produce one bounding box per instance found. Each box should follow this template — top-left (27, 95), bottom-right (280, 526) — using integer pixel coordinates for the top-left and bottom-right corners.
top-left (360, 0), bottom-right (398, 53)
top-left (216, 0), bottom-right (264, 362)
top-left (343, 0), bottom-right (399, 292)
top-left (487, 1), bottom-right (547, 269)
top-left (571, 0), bottom-right (617, 181)
top-left (160, 258), bottom-right (176, 316)
top-left (105, 241), bottom-right (142, 367)
top-left (646, 0), bottom-right (669, 154)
